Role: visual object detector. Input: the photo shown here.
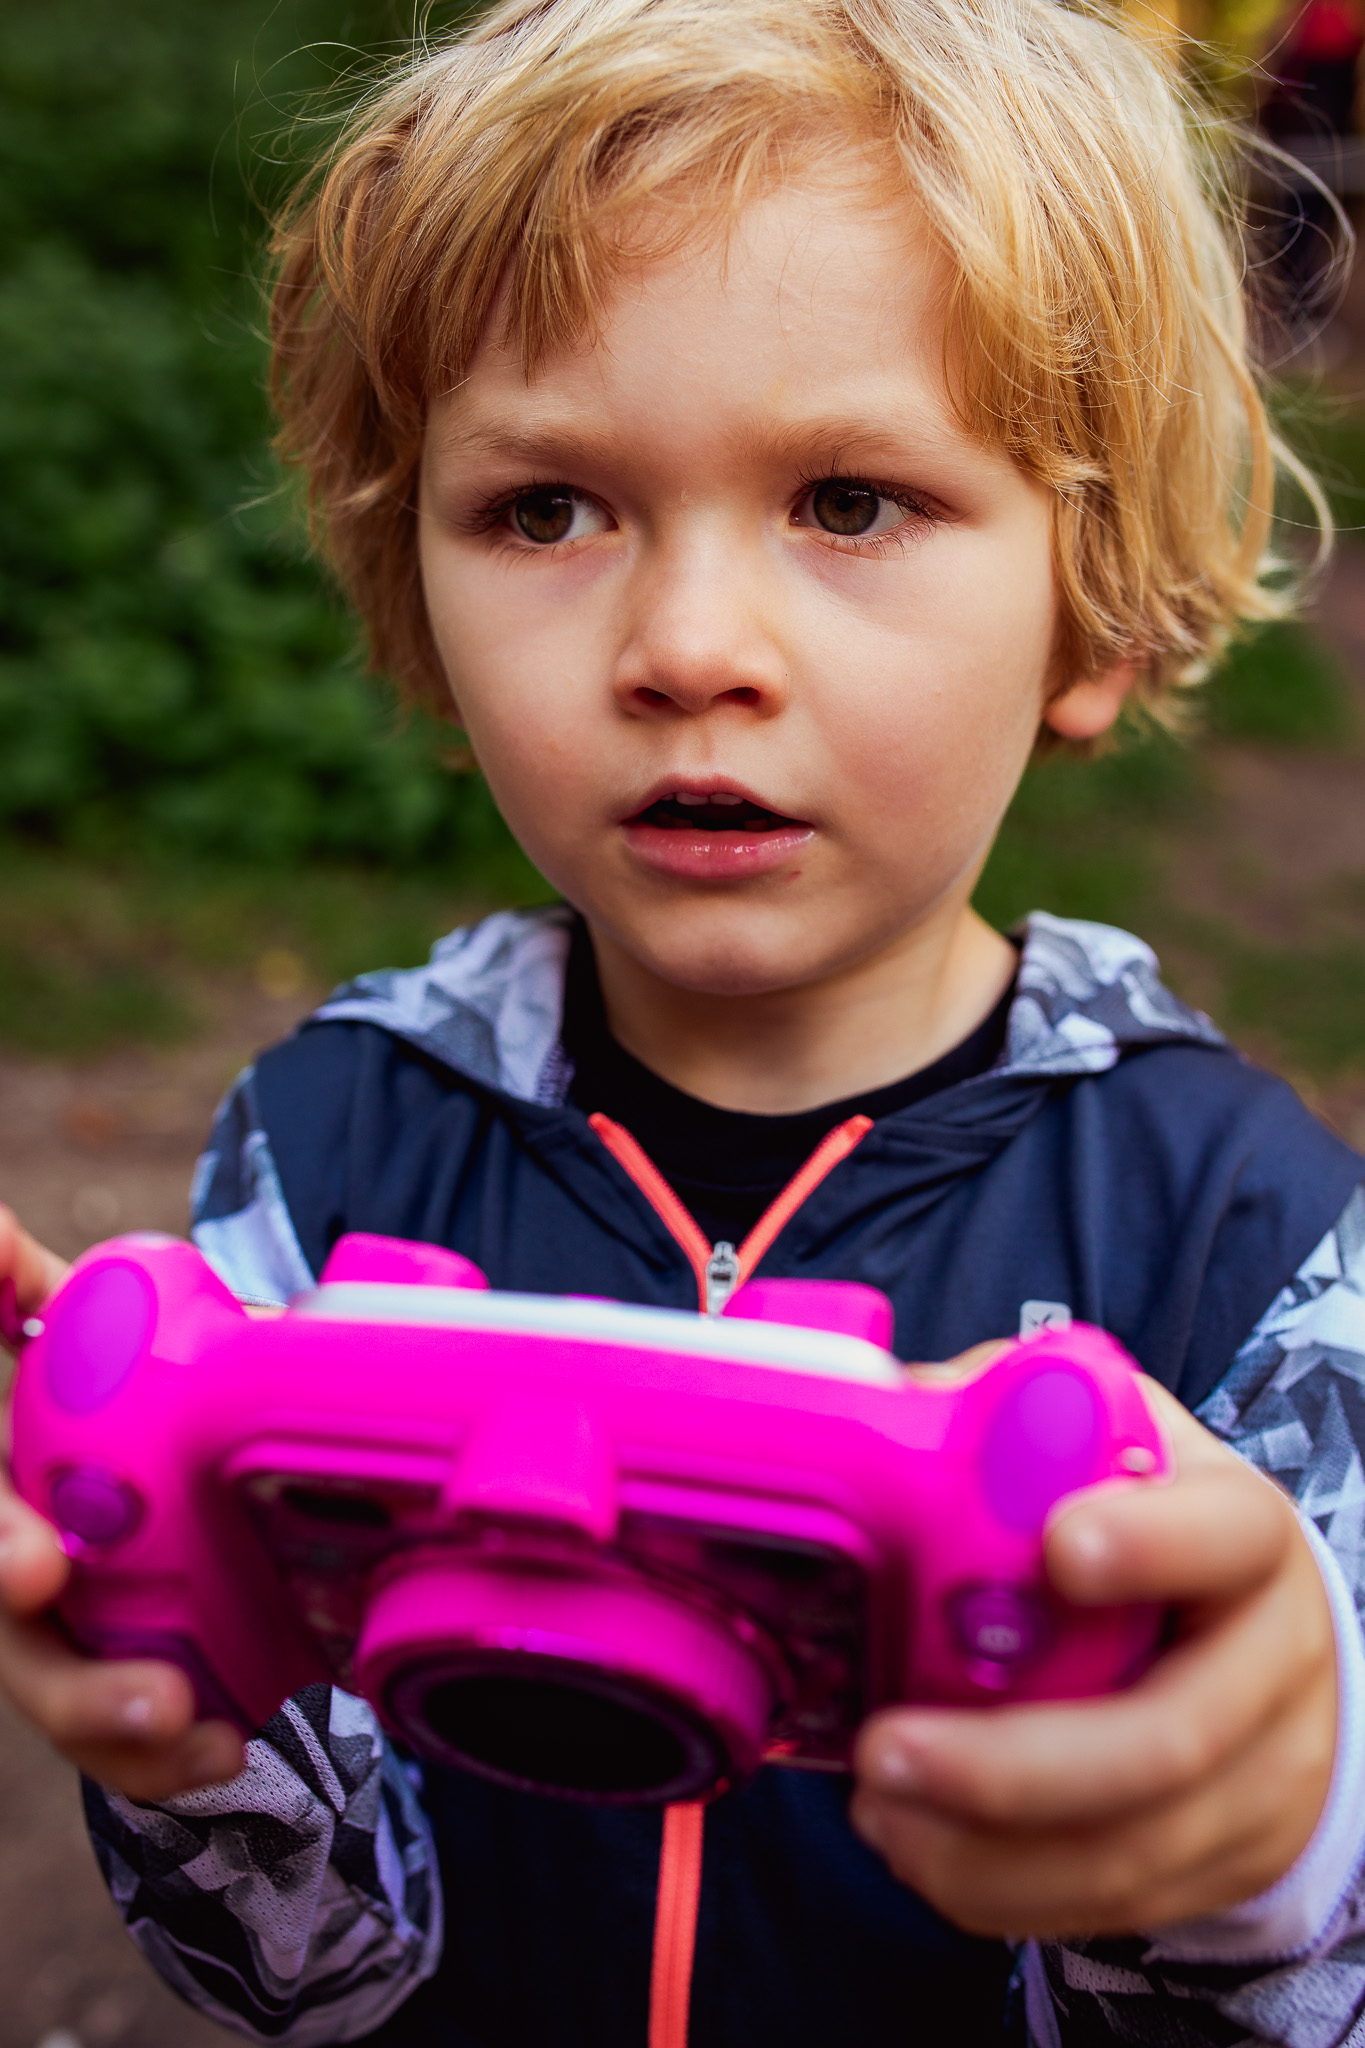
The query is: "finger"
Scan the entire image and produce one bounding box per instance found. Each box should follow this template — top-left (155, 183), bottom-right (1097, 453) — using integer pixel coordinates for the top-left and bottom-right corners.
top-left (1046, 1457), bottom-right (1291, 1608)
top-left (0, 1606), bottom-right (199, 1754)
top-left (903, 1339), bottom-right (1014, 1386)
top-left (851, 1673), bottom-right (1335, 1937)
top-left (0, 1486), bottom-right (70, 1616)
top-left (849, 1779), bottom-right (1154, 1938)
top-left (855, 1536), bottom-right (1333, 1826)
top-left (1133, 1376), bottom-right (1259, 1483)
top-left (0, 1205), bottom-right (70, 1320)
top-left (73, 1721), bottom-right (246, 1803)
top-left (0, 1599), bottom-right (245, 1799)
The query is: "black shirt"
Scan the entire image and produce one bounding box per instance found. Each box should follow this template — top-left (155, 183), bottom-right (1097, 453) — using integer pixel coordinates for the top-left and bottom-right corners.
top-left (563, 922), bottom-right (1014, 1246)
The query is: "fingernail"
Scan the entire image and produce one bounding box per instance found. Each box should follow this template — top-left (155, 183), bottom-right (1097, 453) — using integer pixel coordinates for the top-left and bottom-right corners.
top-left (876, 1743), bottom-right (922, 1791)
top-left (1063, 1516), bottom-right (1111, 1568)
top-left (119, 1694), bottom-right (156, 1732)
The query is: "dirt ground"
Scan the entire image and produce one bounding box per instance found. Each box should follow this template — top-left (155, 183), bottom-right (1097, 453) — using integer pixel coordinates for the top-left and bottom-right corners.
top-left (2, 588), bottom-right (1365, 2047)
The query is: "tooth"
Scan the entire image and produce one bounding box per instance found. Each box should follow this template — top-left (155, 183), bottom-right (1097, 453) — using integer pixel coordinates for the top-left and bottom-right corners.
top-left (675, 792), bottom-right (707, 805)
top-left (712, 792), bottom-right (744, 805)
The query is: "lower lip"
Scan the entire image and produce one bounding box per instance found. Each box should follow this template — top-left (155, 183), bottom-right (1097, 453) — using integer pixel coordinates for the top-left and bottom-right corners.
top-left (622, 821), bottom-right (815, 881)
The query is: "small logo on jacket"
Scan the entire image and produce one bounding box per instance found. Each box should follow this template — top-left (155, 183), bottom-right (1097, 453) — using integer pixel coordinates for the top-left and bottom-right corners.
top-left (1020, 1300), bottom-right (1072, 1337)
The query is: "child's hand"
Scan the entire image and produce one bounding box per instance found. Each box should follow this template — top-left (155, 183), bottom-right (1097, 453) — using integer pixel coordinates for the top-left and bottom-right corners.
top-left (0, 1204), bottom-right (244, 1800)
top-left (0, 1200), bottom-right (69, 1348)
top-left (850, 1376), bottom-right (1338, 1937)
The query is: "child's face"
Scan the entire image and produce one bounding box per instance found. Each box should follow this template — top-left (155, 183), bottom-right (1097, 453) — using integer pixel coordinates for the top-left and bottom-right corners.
top-left (419, 180), bottom-right (1120, 998)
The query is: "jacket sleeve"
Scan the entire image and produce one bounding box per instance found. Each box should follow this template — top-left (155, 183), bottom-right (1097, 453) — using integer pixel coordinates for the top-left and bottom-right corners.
top-left (84, 1685), bottom-right (443, 2044)
top-left (1031, 1182), bottom-right (1365, 2048)
top-left (83, 1077), bottom-right (445, 2042)
top-left (189, 1065), bottom-right (318, 1304)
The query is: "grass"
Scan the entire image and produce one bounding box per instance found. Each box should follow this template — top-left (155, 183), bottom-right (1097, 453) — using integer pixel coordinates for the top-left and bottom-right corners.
top-left (974, 738), bottom-right (1190, 937)
top-left (1204, 619), bottom-right (1356, 747)
top-left (0, 841), bottom-right (546, 1058)
top-left (1201, 927), bottom-right (1365, 1075)
top-left (975, 608), bottom-right (1365, 1088)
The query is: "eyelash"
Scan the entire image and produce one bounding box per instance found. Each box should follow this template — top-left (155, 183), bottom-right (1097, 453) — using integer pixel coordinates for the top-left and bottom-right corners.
top-left (464, 479), bottom-right (589, 543)
top-left (790, 469), bottom-right (943, 554)
top-left (465, 473), bottom-right (944, 552)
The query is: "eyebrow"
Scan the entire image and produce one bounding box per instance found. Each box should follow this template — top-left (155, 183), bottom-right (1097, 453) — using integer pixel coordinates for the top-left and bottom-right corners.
top-left (427, 399), bottom-right (970, 477)
top-left (736, 408), bottom-right (965, 472)
top-left (426, 410), bottom-right (621, 470)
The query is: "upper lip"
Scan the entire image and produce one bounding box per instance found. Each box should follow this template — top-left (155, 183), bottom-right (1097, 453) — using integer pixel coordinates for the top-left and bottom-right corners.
top-left (622, 776), bottom-right (805, 821)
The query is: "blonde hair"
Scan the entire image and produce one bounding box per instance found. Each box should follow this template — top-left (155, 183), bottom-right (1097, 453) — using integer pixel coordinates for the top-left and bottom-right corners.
top-left (270, 0), bottom-right (1318, 726)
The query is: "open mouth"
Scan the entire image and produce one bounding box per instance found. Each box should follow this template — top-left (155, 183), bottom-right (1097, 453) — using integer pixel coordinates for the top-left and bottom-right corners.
top-left (621, 788), bottom-right (815, 881)
top-left (629, 792), bottom-right (804, 833)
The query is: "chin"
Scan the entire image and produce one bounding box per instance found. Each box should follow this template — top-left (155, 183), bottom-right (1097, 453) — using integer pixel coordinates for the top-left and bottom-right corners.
top-left (621, 905), bottom-right (844, 999)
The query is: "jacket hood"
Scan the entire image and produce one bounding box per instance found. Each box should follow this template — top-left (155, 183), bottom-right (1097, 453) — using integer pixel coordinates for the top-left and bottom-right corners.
top-left (311, 906), bottom-right (1224, 1110)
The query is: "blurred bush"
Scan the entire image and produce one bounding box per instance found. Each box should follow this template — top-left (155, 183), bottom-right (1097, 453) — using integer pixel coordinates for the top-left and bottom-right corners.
top-left (0, 0), bottom-right (526, 871)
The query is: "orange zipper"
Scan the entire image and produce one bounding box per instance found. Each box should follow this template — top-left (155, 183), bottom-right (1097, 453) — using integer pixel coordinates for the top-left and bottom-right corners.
top-left (588, 1111), bottom-right (872, 1313)
top-left (587, 1107), bottom-right (875, 2048)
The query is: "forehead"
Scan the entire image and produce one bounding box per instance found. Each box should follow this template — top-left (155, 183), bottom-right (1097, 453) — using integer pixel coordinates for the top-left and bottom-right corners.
top-left (427, 180), bottom-right (968, 463)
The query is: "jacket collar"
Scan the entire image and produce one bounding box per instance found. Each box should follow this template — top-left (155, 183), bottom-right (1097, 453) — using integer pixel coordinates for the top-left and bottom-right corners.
top-left (312, 905), bottom-right (1223, 1109)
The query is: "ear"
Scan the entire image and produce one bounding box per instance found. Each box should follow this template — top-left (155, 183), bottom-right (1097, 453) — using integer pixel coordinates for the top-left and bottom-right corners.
top-left (1041, 657), bottom-right (1136, 743)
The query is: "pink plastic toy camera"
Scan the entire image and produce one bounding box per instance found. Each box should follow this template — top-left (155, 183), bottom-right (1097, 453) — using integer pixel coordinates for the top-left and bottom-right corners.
top-left (10, 1232), bottom-right (1170, 1805)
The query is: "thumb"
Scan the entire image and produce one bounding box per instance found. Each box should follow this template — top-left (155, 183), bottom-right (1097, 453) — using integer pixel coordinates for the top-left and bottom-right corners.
top-left (902, 1339), bottom-right (1015, 1386)
top-left (0, 1477), bottom-right (70, 1617)
top-left (0, 1205), bottom-right (70, 1347)
top-left (1045, 1380), bottom-right (1289, 1607)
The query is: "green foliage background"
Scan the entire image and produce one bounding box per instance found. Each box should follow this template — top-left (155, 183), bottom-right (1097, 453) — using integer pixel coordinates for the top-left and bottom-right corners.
top-left (0, 0), bottom-right (533, 870)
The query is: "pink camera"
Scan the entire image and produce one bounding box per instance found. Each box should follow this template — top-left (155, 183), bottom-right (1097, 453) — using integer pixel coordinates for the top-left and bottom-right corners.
top-left (10, 1233), bottom-right (1169, 1805)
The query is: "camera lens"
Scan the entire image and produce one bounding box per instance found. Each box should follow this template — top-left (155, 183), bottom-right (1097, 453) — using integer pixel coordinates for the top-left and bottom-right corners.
top-left (281, 1485), bottom-right (391, 1529)
top-left (354, 1560), bottom-right (772, 1803)
top-left (421, 1671), bottom-right (699, 1798)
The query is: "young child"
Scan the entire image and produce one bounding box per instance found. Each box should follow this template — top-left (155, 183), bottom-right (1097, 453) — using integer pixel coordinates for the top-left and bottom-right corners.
top-left (2, 0), bottom-right (1364, 2041)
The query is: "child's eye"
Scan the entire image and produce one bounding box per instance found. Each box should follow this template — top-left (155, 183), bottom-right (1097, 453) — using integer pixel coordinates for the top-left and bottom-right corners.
top-left (791, 478), bottom-right (930, 541)
top-left (506, 488), bottom-right (610, 546)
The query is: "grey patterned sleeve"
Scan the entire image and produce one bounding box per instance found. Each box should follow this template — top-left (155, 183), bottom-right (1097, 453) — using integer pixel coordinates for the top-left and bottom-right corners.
top-left (84, 1685), bottom-right (443, 2044)
top-left (189, 1067), bottom-right (317, 1306)
top-left (1030, 1183), bottom-right (1365, 2048)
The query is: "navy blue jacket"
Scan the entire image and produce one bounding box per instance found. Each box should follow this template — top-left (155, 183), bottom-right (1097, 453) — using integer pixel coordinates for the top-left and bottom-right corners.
top-left (86, 909), bottom-right (1365, 2048)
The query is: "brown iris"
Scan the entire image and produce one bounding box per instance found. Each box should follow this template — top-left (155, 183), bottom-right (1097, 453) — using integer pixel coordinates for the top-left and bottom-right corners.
top-left (514, 490), bottom-right (575, 543)
top-left (811, 481), bottom-right (881, 536)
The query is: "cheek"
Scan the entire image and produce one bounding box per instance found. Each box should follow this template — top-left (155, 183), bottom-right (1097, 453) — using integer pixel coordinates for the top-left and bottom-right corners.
top-left (457, 683), bottom-right (601, 854)
top-left (798, 500), bottom-right (1055, 748)
top-left (811, 595), bottom-right (1052, 839)
top-left (420, 543), bottom-right (602, 758)
top-left (427, 622), bottom-right (609, 869)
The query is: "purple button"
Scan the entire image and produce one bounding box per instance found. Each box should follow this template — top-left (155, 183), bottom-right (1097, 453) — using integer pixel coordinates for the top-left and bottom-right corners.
top-left (43, 1262), bottom-right (155, 1414)
top-left (50, 1468), bottom-right (142, 1546)
top-left (979, 1366), bottom-right (1102, 1532)
top-left (949, 1584), bottom-right (1049, 1667)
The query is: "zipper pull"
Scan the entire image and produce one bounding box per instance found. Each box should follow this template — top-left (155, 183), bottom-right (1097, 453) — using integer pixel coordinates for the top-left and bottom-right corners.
top-left (704, 1241), bottom-right (740, 1317)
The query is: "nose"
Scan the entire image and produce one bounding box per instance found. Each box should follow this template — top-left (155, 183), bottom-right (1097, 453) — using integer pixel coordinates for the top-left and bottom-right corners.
top-left (611, 529), bottom-right (788, 719)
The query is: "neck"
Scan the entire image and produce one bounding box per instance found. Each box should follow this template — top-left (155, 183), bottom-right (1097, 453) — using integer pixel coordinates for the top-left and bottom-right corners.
top-left (586, 905), bottom-right (1018, 1115)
